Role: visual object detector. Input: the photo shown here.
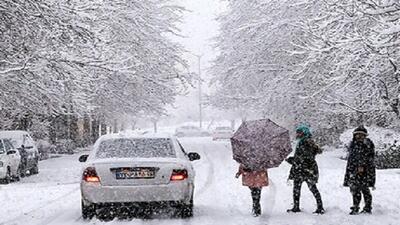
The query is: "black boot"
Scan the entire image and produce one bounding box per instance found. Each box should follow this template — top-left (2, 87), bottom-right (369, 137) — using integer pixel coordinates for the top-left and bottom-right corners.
top-left (360, 207), bottom-right (372, 214)
top-left (314, 205), bottom-right (325, 215)
top-left (349, 206), bottom-right (359, 215)
top-left (252, 203), bottom-right (261, 217)
top-left (308, 182), bottom-right (324, 215)
top-left (361, 187), bottom-right (372, 214)
top-left (287, 206), bottom-right (301, 213)
top-left (313, 208), bottom-right (325, 214)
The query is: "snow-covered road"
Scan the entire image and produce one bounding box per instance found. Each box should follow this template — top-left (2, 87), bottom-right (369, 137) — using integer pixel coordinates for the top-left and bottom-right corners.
top-left (1, 137), bottom-right (399, 225)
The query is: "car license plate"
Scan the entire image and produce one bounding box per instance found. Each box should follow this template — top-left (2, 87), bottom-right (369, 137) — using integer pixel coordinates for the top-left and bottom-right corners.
top-left (115, 168), bottom-right (155, 179)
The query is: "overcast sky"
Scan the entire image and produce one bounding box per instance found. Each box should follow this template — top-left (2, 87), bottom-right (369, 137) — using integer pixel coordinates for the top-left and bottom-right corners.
top-left (178, 0), bottom-right (226, 66)
top-left (165, 0), bottom-right (227, 123)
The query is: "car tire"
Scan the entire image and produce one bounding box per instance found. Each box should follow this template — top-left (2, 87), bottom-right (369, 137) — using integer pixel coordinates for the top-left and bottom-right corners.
top-left (19, 165), bottom-right (26, 177)
top-left (30, 163), bottom-right (39, 175)
top-left (82, 199), bottom-right (96, 220)
top-left (179, 196), bottom-right (193, 218)
top-left (1, 167), bottom-right (12, 184)
top-left (13, 167), bottom-right (21, 182)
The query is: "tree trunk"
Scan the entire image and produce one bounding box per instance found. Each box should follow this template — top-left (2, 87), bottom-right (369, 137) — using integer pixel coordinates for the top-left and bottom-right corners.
top-left (113, 119), bottom-right (118, 133)
top-left (153, 121), bottom-right (158, 133)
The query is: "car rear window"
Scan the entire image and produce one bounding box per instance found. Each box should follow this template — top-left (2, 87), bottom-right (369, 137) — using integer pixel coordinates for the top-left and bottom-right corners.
top-left (96, 138), bottom-right (176, 159)
top-left (216, 127), bottom-right (231, 130)
top-left (7, 138), bottom-right (21, 148)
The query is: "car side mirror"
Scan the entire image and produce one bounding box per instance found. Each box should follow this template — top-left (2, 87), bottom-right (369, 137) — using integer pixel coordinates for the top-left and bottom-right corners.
top-left (188, 152), bottom-right (200, 161)
top-left (79, 154), bottom-right (89, 162)
top-left (7, 150), bottom-right (17, 155)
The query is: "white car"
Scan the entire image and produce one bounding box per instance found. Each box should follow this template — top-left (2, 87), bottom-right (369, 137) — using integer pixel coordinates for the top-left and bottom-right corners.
top-left (0, 138), bottom-right (21, 184)
top-left (79, 133), bottom-right (200, 219)
top-left (0, 130), bottom-right (39, 176)
top-left (212, 126), bottom-right (234, 140)
top-left (175, 126), bottom-right (210, 137)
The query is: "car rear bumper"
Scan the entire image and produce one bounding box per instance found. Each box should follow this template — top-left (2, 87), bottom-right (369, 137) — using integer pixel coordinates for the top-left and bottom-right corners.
top-left (81, 181), bottom-right (193, 204)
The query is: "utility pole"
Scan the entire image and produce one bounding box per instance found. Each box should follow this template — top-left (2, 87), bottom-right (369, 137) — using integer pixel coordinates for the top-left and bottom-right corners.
top-left (188, 52), bottom-right (203, 128)
top-left (197, 54), bottom-right (203, 129)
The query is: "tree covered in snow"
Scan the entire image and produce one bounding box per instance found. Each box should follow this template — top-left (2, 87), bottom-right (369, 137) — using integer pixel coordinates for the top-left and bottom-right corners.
top-left (66, 0), bottom-right (189, 123)
top-left (0, 0), bottom-right (95, 122)
top-left (293, 0), bottom-right (400, 123)
top-left (211, 0), bottom-right (400, 143)
top-left (0, 0), bottom-right (189, 142)
top-left (211, 0), bottom-right (322, 127)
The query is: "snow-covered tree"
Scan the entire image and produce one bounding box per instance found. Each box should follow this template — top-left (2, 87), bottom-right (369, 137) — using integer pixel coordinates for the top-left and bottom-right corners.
top-left (1, 0), bottom-right (189, 142)
top-left (211, 0), bottom-right (400, 145)
top-left (211, 0), bottom-right (321, 128)
top-left (292, 0), bottom-right (400, 123)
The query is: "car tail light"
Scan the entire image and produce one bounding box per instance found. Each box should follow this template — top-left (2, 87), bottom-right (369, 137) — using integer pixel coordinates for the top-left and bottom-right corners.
top-left (83, 167), bottom-right (100, 183)
top-left (170, 169), bottom-right (188, 181)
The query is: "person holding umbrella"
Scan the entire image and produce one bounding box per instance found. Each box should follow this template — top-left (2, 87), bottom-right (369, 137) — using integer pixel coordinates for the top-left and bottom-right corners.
top-left (235, 164), bottom-right (269, 216)
top-left (286, 124), bottom-right (325, 214)
top-left (231, 119), bottom-right (293, 217)
top-left (344, 126), bottom-right (376, 215)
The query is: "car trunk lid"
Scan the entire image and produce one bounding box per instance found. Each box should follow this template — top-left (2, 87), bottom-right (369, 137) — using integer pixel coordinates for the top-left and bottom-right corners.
top-left (91, 158), bottom-right (186, 186)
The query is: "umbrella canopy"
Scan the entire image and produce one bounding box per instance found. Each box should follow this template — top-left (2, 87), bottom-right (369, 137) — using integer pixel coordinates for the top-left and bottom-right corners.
top-left (231, 119), bottom-right (292, 170)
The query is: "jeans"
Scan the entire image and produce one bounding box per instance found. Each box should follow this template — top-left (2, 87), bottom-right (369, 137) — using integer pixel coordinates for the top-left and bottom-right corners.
top-left (350, 186), bottom-right (372, 209)
top-left (293, 179), bottom-right (323, 208)
top-left (250, 187), bottom-right (261, 213)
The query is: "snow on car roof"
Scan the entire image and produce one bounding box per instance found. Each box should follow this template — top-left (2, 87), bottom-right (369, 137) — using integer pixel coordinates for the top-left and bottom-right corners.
top-left (90, 157), bottom-right (185, 165)
top-left (0, 130), bottom-right (30, 138)
top-left (94, 131), bottom-right (175, 145)
top-left (111, 131), bottom-right (173, 138)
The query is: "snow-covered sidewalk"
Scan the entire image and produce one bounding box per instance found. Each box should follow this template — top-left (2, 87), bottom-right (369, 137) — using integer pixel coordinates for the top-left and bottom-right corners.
top-left (0, 137), bottom-right (399, 225)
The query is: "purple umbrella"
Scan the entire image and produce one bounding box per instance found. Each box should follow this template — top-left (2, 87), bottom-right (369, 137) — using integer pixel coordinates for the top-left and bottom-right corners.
top-left (231, 119), bottom-right (292, 170)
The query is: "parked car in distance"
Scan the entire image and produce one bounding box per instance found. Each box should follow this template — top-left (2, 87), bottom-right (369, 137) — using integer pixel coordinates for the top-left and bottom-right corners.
top-left (79, 133), bottom-right (201, 219)
top-left (0, 131), bottom-right (39, 176)
top-left (0, 138), bottom-right (21, 184)
top-left (175, 126), bottom-right (210, 137)
top-left (212, 126), bottom-right (234, 140)
top-left (50, 139), bottom-right (76, 155)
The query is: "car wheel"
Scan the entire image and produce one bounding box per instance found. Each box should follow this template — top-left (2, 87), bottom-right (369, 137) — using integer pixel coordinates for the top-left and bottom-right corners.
top-left (1, 167), bottom-right (12, 184)
top-left (179, 196), bottom-right (193, 218)
top-left (81, 199), bottom-right (96, 220)
top-left (13, 167), bottom-right (21, 182)
top-left (30, 163), bottom-right (39, 175)
top-left (19, 165), bottom-right (26, 177)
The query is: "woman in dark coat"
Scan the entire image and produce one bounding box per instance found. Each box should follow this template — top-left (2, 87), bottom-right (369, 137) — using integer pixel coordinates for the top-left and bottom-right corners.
top-left (286, 124), bottom-right (324, 214)
top-left (344, 126), bottom-right (376, 215)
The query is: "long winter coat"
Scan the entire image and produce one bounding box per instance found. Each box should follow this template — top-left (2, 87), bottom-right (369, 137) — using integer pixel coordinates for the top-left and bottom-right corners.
top-left (238, 164), bottom-right (269, 188)
top-left (288, 138), bottom-right (322, 183)
top-left (344, 138), bottom-right (376, 187)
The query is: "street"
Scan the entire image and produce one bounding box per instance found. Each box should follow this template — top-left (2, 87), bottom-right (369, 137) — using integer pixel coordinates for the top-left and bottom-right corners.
top-left (1, 137), bottom-right (399, 225)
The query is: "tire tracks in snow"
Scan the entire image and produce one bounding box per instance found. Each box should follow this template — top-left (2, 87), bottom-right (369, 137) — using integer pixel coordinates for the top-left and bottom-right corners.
top-left (0, 185), bottom-right (80, 225)
top-left (36, 206), bottom-right (81, 225)
top-left (261, 178), bottom-right (276, 224)
top-left (194, 147), bottom-right (215, 198)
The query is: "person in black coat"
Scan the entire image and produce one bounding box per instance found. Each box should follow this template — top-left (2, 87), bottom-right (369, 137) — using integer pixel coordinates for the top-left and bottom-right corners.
top-left (286, 124), bottom-right (324, 214)
top-left (344, 126), bottom-right (376, 215)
